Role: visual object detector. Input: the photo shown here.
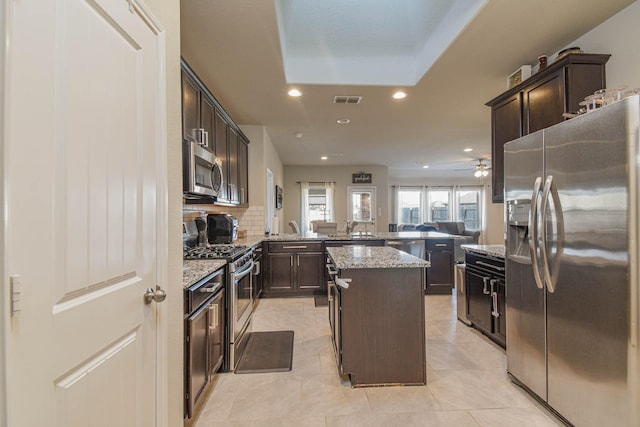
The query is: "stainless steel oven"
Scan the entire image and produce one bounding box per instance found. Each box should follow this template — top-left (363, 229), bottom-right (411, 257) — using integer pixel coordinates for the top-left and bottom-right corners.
top-left (228, 248), bottom-right (254, 370)
top-left (184, 242), bottom-right (255, 372)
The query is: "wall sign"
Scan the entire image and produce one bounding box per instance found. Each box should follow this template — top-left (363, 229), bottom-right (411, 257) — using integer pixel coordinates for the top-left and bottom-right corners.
top-left (352, 172), bottom-right (372, 184)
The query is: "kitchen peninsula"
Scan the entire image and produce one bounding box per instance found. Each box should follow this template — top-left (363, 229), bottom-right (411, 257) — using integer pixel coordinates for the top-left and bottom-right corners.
top-left (234, 230), bottom-right (456, 297)
top-left (326, 245), bottom-right (430, 387)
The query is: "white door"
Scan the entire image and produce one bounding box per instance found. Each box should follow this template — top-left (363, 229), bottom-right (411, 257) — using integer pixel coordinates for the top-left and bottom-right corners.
top-left (348, 186), bottom-right (376, 233)
top-left (4, 0), bottom-right (166, 426)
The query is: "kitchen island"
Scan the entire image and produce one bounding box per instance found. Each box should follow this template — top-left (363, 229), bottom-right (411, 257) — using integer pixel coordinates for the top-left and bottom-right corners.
top-left (326, 246), bottom-right (430, 387)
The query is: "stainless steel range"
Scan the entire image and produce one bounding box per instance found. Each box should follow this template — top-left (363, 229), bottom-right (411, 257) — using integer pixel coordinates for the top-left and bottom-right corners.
top-left (185, 244), bottom-right (254, 372)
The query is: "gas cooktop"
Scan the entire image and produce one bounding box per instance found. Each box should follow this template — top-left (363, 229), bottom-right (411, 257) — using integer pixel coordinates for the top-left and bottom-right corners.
top-left (184, 244), bottom-right (248, 260)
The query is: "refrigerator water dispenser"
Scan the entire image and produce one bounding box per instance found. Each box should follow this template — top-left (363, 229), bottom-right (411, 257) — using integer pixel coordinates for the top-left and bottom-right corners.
top-left (507, 199), bottom-right (531, 261)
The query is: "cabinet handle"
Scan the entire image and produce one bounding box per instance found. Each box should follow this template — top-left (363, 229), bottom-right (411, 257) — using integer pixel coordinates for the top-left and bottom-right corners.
top-left (476, 260), bottom-right (505, 272)
top-left (335, 278), bottom-right (351, 289)
top-left (290, 255), bottom-right (293, 267)
top-left (482, 277), bottom-right (491, 295)
top-left (282, 245), bottom-right (307, 249)
top-left (297, 255), bottom-right (300, 267)
top-left (490, 279), bottom-right (500, 318)
top-left (202, 129), bottom-right (209, 148)
top-left (435, 243), bottom-right (447, 247)
top-left (209, 303), bottom-right (218, 330)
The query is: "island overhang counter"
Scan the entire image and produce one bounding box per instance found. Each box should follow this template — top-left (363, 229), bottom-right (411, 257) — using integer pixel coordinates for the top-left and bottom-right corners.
top-left (326, 246), bottom-right (430, 387)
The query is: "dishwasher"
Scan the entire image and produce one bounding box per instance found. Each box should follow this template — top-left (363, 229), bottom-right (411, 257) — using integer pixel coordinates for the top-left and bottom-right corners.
top-left (385, 240), bottom-right (425, 259)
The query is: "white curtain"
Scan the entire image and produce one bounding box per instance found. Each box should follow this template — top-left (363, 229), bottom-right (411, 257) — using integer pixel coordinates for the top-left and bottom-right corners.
top-left (324, 182), bottom-right (335, 222)
top-left (300, 182), bottom-right (335, 233)
top-left (300, 182), bottom-right (310, 233)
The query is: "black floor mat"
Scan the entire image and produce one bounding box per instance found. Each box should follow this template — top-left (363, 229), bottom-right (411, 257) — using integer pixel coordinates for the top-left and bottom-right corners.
top-left (235, 331), bottom-right (294, 374)
top-left (314, 296), bottom-right (328, 307)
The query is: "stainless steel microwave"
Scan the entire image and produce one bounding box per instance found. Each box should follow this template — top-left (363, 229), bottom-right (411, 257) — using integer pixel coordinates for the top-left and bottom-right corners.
top-left (183, 141), bottom-right (223, 200)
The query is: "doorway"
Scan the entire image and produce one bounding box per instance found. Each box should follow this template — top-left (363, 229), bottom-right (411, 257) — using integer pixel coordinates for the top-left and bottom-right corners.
top-left (348, 186), bottom-right (376, 232)
top-left (267, 168), bottom-right (274, 234)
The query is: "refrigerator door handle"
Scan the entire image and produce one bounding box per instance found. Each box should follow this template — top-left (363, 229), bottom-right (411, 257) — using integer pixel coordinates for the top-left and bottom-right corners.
top-left (528, 177), bottom-right (544, 290)
top-left (541, 175), bottom-right (564, 293)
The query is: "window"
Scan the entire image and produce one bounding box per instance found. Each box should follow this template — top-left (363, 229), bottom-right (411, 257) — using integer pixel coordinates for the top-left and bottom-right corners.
top-left (456, 187), bottom-right (481, 229)
top-left (300, 182), bottom-right (335, 232)
top-left (428, 188), bottom-right (452, 222)
top-left (397, 188), bottom-right (422, 224)
top-left (393, 185), bottom-right (484, 230)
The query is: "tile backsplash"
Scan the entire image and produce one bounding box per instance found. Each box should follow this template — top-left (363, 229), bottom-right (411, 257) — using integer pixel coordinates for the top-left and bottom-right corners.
top-left (183, 204), bottom-right (266, 236)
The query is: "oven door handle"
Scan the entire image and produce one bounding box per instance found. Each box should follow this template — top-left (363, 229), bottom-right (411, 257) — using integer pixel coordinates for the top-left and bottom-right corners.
top-left (234, 260), bottom-right (254, 280)
top-left (199, 282), bottom-right (223, 294)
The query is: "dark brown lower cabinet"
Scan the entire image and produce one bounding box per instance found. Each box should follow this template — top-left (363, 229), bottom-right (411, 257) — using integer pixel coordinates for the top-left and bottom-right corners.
top-left (465, 252), bottom-right (506, 348)
top-left (329, 266), bottom-right (426, 386)
top-left (426, 239), bottom-right (454, 294)
top-left (263, 241), bottom-right (325, 297)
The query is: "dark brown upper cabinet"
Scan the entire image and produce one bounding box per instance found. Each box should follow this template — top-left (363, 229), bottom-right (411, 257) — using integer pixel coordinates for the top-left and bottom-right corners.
top-left (486, 53), bottom-right (609, 203)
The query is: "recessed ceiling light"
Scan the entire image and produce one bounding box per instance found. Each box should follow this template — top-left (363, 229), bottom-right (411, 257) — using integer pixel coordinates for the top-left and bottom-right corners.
top-left (288, 89), bottom-right (302, 97)
top-left (464, 148), bottom-right (473, 152)
top-left (336, 118), bottom-right (350, 124)
top-left (422, 165), bottom-right (429, 169)
top-left (392, 91), bottom-right (407, 100)
top-left (295, 131), bottom-right (303, 139)
top-left (321, 156), bottom-right (328, 160)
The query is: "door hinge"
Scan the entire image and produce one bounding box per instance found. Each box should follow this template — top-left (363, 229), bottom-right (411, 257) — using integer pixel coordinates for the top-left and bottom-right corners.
top-left (10, 275), bottom-right (22, 316)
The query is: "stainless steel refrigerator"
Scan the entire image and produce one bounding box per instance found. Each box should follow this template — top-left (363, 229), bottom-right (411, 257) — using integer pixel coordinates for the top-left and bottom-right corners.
top-left (504, 95), bottom-right (639, 426)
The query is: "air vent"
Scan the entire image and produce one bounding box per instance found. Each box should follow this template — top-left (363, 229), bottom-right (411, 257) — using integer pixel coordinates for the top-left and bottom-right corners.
top-left (333, 95), bottom-right (362, 104)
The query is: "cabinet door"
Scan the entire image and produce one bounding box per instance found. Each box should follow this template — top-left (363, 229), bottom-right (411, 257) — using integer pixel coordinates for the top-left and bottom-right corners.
top-left (238, 138), bottom-right (248, 205)
top-left (214, 110), bottom-right (229, 201)
top-left (207, 290), bottom-right (225, 377)
top-left (465, 269), bottom-right (492, 334)
top-left (265, 253), bottom-right (295, 291)
top-left (524, 71), bottom-right (565, 134)
top-left (181, 71), bottom-right (200, 144)
top-left (228, 128), bottom-right (239, 203)
top-left (296, 252), bottom-right (325, 290)
top-left (200, 94), bottom-right (215, 153)
top-left (491, 93), bottom-right (522, 203)
top-left (426, 250), bottom-right (453, 294)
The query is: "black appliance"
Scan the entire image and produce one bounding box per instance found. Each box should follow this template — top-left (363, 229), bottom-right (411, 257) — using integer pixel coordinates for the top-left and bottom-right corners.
top-left (207, 213), bottom-right (238, 244)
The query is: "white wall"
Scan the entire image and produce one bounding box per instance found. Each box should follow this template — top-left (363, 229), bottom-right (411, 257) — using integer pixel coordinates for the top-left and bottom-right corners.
top-left (284, 165), bottom-right (389, 232)
top-left (142, 1), bottom-right (182, 426)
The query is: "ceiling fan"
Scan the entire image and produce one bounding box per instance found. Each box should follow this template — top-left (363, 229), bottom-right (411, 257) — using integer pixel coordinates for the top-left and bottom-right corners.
top-left (472, 159), bottom-right (491, 177)
top-left (453, 158), bottom-right (491, 177)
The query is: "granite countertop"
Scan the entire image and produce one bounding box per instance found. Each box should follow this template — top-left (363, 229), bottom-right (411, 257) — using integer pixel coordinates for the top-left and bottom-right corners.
top-left (250, 230), bottom-right (455, 242)
top-left (327, 246), bottom-right (431, 269)
top-left (183, 259), bottom-right (226, 288)
top-left (461, 244), bottom-right (505, 259)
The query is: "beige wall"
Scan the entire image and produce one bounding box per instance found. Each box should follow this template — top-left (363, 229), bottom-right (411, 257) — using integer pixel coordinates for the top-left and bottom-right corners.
top-left (562, 1), bottom-right (640, 90)
top-left (284, 165), bottom-right (389, 232)
top-left (389, 178), bottom-right (505, 244)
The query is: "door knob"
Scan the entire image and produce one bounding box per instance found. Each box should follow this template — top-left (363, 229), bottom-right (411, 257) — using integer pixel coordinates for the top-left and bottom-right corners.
top-left (144, 286), bottom-right (167, 304)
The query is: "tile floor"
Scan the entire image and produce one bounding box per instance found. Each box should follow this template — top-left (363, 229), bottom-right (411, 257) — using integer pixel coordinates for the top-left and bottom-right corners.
top-left (194, 294), bottom-right (564, 427)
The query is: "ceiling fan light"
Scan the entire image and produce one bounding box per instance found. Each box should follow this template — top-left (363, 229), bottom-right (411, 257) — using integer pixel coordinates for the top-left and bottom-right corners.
top-left (474, 170), bottom-right (482, 178)
top-left (482, 170), bottom-right (489, 177)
